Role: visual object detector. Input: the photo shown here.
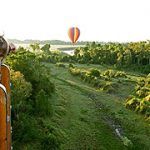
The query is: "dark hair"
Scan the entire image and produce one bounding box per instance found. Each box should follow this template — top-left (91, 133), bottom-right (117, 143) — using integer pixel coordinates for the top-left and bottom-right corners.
top-left (0, 36), bottom-right (9, 62)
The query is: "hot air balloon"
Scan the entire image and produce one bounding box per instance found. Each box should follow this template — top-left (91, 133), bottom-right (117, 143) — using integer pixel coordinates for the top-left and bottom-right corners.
top-left (68, 27), bottom-right (80, 44)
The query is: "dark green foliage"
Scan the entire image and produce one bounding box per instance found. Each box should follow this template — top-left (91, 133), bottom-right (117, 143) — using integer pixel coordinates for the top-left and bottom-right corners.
top-left (39, 122), bottom-right (66, 150)
top-left (12, 113), bottom-right (40, 143)
top-left (41, 134), bottom-right (60, 150)
top-left (142, 65), bottom-right (150, 74)
top-left (41, 48), bottom-right (73, 63)
top-left (6, 48), bottom-right (55, 98)
top-left (6, 47), bottom-right (56, 149)
top-left (68, 63), bottom-right (75, 68)
top-left (74, 41), bottom-right (150, 73)
top-left (88, 68), bottom-right (100, 77)
top-left (29, 43), bottom-right (40, 51)
top-left (35, 90), bottom-right (53, 116)
top-left (41, 44), bottom-right (51, 54)
top-left (6, 42), bottom-right (150, 149)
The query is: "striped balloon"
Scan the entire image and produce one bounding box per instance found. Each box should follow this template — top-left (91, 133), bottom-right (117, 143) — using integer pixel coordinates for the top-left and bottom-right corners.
top-left (68, 27), bottom-right (80, 44)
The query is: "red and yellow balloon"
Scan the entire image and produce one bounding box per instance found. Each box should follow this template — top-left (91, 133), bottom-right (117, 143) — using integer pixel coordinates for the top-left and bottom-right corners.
top-left (68, 27), bottom-right (80, 44)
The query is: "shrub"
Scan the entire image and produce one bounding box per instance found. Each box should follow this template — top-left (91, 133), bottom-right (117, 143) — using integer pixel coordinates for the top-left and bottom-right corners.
top-left (126, 73), bottom-right (150, 118)
top-left (35, 90), bottom-right (53, 117)
top-left (41, 134), bottom-right (60, 150)
top-left (142, 65), bottom-right (150, 74)
top-left (88, 68), bottom-right (100, 77)
top-left (102, 82), bottom-right (115, 93)
top-left (12, 113), bottom-right (39, 143)
top-left (80, 71), bottom-right (87, 80)
top-left (69, 67), bottom-right (81, 76)
top-left (6, 48), bottom-right (55, 98)
top-left (40, 125), bottom-right (66, 150)
top-left (56, 62), bottom-right (66, 68)
top-left (11, 70), bottom-right (32, 118)
top-left (6, 48), bottom-right (56, 149)
top-left (135, 99), bottom-right (150, 114)
top-left (125, 97), bottom-right (140, 111)
top-left (11, 70), bottom-right (32, 102)
top-left (91, 77), bottom-right (100, 87)
top-left (115, 71), bottom-right (127, 78)
top-left (103, 69), bottom-right (127, 78)
top-left (103, 69), bottom-right (116, 78)
top-left (68, 63), bottom-right (75, 68)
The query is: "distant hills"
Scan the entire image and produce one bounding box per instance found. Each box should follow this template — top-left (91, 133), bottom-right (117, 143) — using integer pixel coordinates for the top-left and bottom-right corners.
top-left (8, 39), bottom-right (89, 45)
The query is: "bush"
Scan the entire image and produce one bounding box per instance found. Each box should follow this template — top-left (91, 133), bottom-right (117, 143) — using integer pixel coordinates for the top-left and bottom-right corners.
top-left (69, 67), bottom-right (81, 76)
top-left (40, 124), bottom-right (66, 150)
top-left (6, 48), bottom-right (56, 149)
top-left (6, 48), bottom-right (55, 98)
top-left (56, 62), bottom-right (66, 68)
top-left (35, 90), bottom-right (53, 117)
top-left (135, 99), bottom-right (150, 114)
top-left (37, 73), bottom-right (55, 97)
top-left (11, 70), bottom-right (33, 118)
top-left (12, 113), bottom-right (39, 143)
top-left (126, 73), bottom-right (150, 118)
top-left (125, 97), bottom-right (140, 111)
top-left (88, 68), bottom-right (100, 77)
top-left (115, 71), bottom-right (127, 78)
top-left (102, 82), bottom-right (115, 93)
top-left (103, 69), bottom-right (127, 78)
top-left (103, 69), bottom-right (116, 78)
top-left (41, 134), bottom-right (60, 150)
top-left (68, 63), bottom-right (75, 68)
top-left (11, 70), bottom-right (32, 102)
top-left (142, 65), bottom-right (150, 74)
top-left (91, 77), bottom-right (100, 87)
top-left (80, 71), bottom-right (87, 80)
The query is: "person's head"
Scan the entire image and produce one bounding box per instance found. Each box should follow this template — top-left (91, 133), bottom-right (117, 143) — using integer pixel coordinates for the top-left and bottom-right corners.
top-left (0, 35), bottom-right (16, 64)
top-left (0, 35), bottom-right (9, 63)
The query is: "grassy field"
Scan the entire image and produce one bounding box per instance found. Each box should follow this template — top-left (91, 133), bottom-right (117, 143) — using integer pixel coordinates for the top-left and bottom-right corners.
top-left (44, 63), bottom-right (150, 150)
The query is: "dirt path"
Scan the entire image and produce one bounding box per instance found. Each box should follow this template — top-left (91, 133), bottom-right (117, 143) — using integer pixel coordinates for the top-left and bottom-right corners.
top-left (45, 63), bottom-right (150, 150)
top-left (51, 74), bottom-right (126, 149)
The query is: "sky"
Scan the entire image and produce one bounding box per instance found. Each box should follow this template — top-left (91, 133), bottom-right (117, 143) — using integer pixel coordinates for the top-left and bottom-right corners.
top-left (0, 0), bottom-right (150, 42)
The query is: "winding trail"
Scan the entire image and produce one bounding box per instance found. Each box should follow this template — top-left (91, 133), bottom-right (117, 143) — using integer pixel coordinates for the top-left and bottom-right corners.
top-left (49, 66), bottom-right (126, 150)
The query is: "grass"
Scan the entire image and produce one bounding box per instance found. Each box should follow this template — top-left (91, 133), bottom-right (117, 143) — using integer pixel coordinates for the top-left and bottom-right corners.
top-left (45, 63), bottom-right (150, 150)
top-left (50, 78), bottom-right (125, 150)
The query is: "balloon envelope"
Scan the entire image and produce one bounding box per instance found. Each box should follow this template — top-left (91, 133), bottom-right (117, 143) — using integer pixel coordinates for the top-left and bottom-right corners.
top-left (68, 27), bottom-right (80, 44)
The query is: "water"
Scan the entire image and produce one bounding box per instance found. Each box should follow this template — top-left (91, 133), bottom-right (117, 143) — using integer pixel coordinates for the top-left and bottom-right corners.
top-left (15, 44), bottom-right (75, 55)
top-left (63, 50), bottom-right (74, 56)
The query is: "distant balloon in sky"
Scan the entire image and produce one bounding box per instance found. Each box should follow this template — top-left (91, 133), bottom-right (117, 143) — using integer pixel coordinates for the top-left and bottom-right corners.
top-left (68, 27), bottom-right (80, 44)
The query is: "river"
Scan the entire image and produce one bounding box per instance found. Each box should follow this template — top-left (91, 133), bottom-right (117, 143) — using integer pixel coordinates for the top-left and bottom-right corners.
top-left (15, 44), bottom-right (75, 55)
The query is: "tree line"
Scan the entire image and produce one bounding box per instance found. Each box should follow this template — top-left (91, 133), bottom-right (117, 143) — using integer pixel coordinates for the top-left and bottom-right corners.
top-left (73, 41), bottom-right (150, 73)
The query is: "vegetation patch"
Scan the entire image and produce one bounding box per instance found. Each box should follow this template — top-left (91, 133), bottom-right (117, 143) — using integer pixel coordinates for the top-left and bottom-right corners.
top-left (126, 73), bottom-right (150, 119)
